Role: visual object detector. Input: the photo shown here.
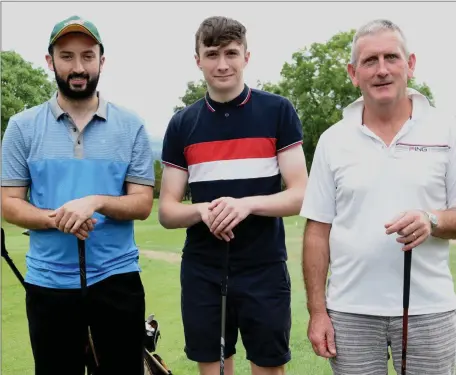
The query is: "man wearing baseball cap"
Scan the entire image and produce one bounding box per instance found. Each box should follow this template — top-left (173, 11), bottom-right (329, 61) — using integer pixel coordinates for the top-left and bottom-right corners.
top-left (1, 15), bottom-right (154, 375)
top-left (48, 15), bottom-right (104, 54)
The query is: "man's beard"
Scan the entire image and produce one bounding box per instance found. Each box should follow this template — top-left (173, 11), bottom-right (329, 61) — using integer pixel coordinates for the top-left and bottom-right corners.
top-left (53, 64), bottom-right (100, 100)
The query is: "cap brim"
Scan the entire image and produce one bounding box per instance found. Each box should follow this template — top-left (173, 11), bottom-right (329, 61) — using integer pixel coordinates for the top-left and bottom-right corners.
top-left (51, 24), bottom-right (100, 45)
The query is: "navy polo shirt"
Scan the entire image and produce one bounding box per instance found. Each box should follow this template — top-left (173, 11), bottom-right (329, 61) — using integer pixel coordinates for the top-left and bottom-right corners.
top-left (161, 84), bottom-right (303, 267)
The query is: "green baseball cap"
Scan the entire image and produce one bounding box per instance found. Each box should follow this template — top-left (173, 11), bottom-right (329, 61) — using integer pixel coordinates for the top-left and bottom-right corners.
top-left (48, 15), bottom-right (104, 54)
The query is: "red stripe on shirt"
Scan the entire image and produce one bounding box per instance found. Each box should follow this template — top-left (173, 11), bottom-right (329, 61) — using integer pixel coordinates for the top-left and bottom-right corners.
top-left (184, 138), bottom-right (277, 166)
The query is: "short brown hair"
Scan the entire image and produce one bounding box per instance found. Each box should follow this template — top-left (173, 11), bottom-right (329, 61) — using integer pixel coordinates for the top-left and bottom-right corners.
top-left (195, 16), bottom-right (247, 55)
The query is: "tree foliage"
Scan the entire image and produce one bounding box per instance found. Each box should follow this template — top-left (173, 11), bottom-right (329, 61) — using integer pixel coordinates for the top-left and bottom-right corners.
top-left (174, 80), bottom-right (207, 113)
top-left (153, 160), bottom-right (163, 199)
top-left (1, 51), bottom-right (56, 138)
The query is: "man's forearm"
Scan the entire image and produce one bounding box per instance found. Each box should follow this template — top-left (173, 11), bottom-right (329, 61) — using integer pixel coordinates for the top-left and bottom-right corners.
top-left (242, 187), bottom-right (304, 218)
top-left (432, 208), bottom-right (456, 239)
top-left (2, 197), bottom-right (55, 230)
top-left (302, 220), bottom-right (331, 314)
top-left (158, 201), bottom-right (204, 229)
top-left (95, 193), bottom-right (152, 221)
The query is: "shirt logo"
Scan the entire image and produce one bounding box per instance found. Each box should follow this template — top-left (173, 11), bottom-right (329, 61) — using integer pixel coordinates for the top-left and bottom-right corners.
top-left (396, 143), bottom-right (450, 153)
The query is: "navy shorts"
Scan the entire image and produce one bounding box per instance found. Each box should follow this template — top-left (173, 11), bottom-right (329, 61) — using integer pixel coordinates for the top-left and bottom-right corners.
top-left (180, 258), bottom-right (292, 367)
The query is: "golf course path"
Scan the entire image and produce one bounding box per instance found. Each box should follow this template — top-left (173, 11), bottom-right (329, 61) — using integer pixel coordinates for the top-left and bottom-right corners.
top-left (140, 241), bottom-right (456, 264)
top-left (140, 250), bottom-right (181, 263)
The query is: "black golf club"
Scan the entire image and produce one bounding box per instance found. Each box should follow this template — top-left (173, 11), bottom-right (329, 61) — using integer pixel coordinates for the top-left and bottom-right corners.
top-left (401, 249), bottom-right (412, 375)
top-left (77, 238), bottom-right (100, 372)
top-left (220, 241), bottom-right (230, 375)
top-left (1, 228), bottom-right (26, 287)
top-left (77, 239), bottom-right (88, 297)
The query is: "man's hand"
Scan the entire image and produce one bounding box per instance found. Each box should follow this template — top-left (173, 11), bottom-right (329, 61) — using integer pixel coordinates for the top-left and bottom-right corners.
top-left (307, 312), bottom-right (337, 358)
top-left (208, 197), bottom-right (251, 239)
top-left (73, 219), bottom-right (98, 241)
top-left (385, 210), bottom-right (432, 251)
top-left (50, 196), bottom-right (100, 236)
top-left (197, 203), bottom-right (233, 242)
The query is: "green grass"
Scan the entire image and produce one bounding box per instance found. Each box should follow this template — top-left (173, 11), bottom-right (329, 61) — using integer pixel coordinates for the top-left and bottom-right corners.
top-left (2, 202), bottom-right (456, 375)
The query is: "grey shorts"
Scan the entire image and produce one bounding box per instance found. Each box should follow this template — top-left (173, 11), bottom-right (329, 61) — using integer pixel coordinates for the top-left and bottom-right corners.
top-left (328, 309), bottom-right (456, 375)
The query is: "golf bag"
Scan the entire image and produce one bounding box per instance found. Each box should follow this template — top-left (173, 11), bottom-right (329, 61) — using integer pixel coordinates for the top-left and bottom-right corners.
top-left (1, 228), bottom-right (172, 375)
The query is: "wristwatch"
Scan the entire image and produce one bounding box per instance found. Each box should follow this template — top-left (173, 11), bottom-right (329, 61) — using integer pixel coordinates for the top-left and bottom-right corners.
top-left (424, 211), bottom-right (438, 230)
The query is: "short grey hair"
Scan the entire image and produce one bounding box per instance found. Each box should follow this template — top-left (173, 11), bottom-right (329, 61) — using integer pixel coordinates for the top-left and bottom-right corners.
top-left (350, 19), bottom-right (409, 65)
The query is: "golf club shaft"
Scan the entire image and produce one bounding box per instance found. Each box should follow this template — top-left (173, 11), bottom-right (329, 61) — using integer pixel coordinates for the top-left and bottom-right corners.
top-left (1, 228), bottom-right (26, 288)
top-left (220, 242), bottom-right (230, 375)
top-left (220, 295), bottom-right (226, 375)
top-left (77, 239), bottom-right (99, 368)
top-left (401, 250), bottom-right (412, 375)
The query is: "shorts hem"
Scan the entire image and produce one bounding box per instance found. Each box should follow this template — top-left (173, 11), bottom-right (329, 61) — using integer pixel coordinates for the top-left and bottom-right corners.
top-left (185, 348), bottom-right (236, 363)
top-left (248, 351), bottom-right (291, 367)
top-left (327, 302), bottom-right (456, 317)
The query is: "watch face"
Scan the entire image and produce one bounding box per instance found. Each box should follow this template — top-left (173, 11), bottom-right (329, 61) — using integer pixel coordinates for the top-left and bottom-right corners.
top-left (429, 213), bottom-right (438, 227)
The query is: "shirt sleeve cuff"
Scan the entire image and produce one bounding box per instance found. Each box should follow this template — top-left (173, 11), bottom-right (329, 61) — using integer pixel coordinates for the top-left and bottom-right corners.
top-left (1, 179), bottom-right (30, 187)
top-left (277, 140), bottom-right (303, 153)
top-left (299, 208), bottom-right (334, 224)
top-left (162, 161), bottom-right (188, 171)
top-left (125, 176), bottom-right (155, 187)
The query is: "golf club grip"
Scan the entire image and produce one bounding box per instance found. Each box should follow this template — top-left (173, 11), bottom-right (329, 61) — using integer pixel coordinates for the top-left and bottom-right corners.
top-left (403, 250), bottom-right (412, 309)
top-left (221, 242), bottom-right (229, 296)
top-left (401, 250), bottom-right (412, 375)
top-left (77, 239), bottom-right (87, 296)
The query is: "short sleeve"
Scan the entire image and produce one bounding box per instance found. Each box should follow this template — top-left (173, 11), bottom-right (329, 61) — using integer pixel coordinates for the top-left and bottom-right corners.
top-left (125, 124), bottom-right (155, 186)
top-left (1, 119), bottom-right (30, 187)
top-left (277, 98), bottom-right (304, 152)
top-left (299, 134), bottom-right (336, 223)
top-left (446, 121), bottom-right (456, 208)
top-left (161, 114), bottom-right (188, 171)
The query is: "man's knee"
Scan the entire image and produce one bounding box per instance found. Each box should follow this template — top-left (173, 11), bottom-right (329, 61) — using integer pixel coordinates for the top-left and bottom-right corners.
top-left (250, 362), bottom-right (285, 375)
top-left (198, 357), bottom-right (234, 375)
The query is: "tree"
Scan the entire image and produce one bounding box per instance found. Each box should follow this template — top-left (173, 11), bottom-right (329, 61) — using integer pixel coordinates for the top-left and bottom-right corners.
top-left (153, 160), bottom-right (163, 199)
top-left (1, 51), bottom-right (56, 138)
top-left (173, 80), bottom-right (207, 113)
top-left (258, 29), bottom-right (434, 170)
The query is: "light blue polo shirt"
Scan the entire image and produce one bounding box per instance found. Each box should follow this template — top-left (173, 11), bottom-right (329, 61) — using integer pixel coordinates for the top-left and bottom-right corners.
top-left (1, 92), bottom-right (155, 289)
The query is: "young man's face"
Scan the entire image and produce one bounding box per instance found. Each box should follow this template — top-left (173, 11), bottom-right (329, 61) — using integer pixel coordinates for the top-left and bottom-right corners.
top-left (348, 30), bottom-right (415, 106)
top-left (46, 32), bottom-right (105, 100)
top-left (195, 41), bottom-right (250, 94)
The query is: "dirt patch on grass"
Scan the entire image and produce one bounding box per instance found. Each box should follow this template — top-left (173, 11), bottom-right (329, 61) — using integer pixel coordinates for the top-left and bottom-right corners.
top-left (140, 250), bottom-right (181, 264)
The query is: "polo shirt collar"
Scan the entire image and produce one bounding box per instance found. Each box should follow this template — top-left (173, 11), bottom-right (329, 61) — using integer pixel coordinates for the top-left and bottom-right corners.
top-left (342, 87), bottom-right (432, 126)
top-left (204, 84), bottom-right (252, 112)
top-left (49, 91), bottom-right (108, 120)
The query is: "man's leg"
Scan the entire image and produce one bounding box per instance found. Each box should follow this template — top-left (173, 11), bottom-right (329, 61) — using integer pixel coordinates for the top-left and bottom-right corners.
top-left (25, 282), bottom-right (87, 375)
top-left (235, 262), bottom-right (291, 375)
top-left (88, 271), bottom-right (146, 375)
top-left (181, 258), bottom-right (238, 375)
top-left (327, 310), bottom-right (389, 375)
top-left (389, 310), bottom-right (456, 375)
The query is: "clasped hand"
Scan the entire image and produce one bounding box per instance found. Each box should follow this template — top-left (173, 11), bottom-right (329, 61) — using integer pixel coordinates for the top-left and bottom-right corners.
top-left (200, 197), bottom-right (251, 242)
top-left (385, 209), bottom-right (432, 251)
top-left (48, 196), bottom-right (99, 241)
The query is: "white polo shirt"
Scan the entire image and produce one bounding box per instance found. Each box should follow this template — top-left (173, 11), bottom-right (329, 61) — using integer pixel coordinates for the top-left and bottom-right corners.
top-left (300, 88), bottom-right (456, 316)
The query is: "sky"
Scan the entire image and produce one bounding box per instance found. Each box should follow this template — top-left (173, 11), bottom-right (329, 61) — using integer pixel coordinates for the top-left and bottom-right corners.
top-left (2, 1), bottom-right (455, 140)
